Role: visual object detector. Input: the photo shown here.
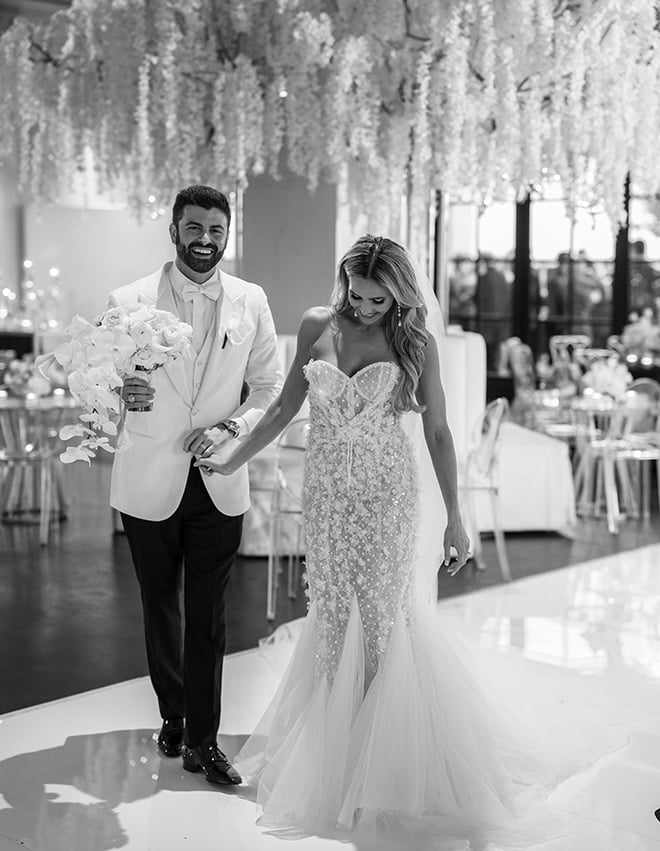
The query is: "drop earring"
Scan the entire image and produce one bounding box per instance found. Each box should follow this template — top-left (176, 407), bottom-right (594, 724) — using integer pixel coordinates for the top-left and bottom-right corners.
top-left (396, 304), bottom-right (402, 327)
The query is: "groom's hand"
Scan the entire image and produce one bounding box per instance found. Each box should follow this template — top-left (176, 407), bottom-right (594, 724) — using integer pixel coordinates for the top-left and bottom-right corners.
top-left (183, 425), bottom-right (233, 458)
top-left (122, 377), bottom-right (155, 410)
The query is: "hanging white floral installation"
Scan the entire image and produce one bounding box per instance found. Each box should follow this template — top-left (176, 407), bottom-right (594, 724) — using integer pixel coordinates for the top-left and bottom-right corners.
top-left (1, 0), bottom-right (659, 263)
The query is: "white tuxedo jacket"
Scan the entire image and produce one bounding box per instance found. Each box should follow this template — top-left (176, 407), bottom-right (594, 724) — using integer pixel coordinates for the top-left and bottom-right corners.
top-left (107, 263), bottom-right (283, 520)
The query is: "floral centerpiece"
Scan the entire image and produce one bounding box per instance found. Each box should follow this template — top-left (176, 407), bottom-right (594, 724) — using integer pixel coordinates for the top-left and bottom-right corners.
top-left (581, 356), bottom-right (632, 400)
top-left (1, 353), bottom-right (66, 397)
top-left (620, 309), bottom-right (660, 359)
top-left (36, 303), bottom-right (192, 463)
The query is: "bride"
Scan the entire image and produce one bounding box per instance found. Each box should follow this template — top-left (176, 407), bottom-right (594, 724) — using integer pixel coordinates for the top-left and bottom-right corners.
top-left (196, 236), bottom-right (617, 845)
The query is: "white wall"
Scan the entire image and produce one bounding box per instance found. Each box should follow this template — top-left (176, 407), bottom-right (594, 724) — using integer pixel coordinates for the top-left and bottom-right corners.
top-left (0, 161), bottom-right (21, 292)
top-left (24, 205), bottom-right (173, 323)
top-left (241, 172), bottom-right (337, 335)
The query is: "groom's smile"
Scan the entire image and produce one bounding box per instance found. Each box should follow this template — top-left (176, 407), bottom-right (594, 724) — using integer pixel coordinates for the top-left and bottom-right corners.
top-left (170, 203), bottom-right (230, 281)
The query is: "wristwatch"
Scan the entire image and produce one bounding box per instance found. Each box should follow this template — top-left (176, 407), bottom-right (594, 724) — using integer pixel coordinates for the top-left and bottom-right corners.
top-left (220, 419), bottom-right (240, 439)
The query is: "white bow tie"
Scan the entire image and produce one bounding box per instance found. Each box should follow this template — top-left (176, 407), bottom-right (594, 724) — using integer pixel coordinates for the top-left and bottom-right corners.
top-left (181, 281), bottom-right (222, 302)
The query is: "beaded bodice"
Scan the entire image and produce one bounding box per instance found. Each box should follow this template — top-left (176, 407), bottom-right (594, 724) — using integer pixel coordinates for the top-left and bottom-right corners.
top-left (302, 359), bottom-right (418, 685)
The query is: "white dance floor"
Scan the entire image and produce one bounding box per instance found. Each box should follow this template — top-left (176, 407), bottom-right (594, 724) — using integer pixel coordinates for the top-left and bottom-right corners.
top-left (2, 546), bottom-right (660, 851)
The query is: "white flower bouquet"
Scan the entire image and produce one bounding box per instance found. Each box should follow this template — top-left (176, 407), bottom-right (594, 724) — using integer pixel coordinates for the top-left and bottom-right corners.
top-left (36, 303), bottom-right (192, 463)
top-left (581, 356), bottom-right (632, 400)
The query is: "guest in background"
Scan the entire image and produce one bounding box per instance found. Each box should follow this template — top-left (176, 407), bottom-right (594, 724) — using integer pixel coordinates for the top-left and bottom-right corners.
top-left (546, 251), bottom-right (593, 337)
top-left (448, 256), bottom-right (477, 330)
top-left (587, 264), bottom-right (613, 348)
top-left (629, 240), bottom-right (659, 316)
top-left (107, 185), bottom-right (282, 786)
top-left (476, 254), bottom-right (512, 370)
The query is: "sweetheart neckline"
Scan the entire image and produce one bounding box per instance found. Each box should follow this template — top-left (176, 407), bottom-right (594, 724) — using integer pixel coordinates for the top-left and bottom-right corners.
top-left (308, 358), bottom-right (398, 381)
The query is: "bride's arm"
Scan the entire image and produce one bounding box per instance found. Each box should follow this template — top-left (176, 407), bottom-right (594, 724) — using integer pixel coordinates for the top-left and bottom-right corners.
top-left (196, 307), bottom-right (326, 475)
top-left (417, 335), bottom-right (471, 572)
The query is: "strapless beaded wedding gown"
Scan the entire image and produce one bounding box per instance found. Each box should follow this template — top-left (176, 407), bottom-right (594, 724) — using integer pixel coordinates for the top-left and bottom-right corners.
top-left (234, 359), bottom-right (641, 846)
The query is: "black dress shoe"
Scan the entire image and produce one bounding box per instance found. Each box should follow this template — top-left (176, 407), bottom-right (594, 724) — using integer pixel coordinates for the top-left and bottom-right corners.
top-left (182, 742), bottom-right (242, 785)
top-left (157, 718), bottom-right (184, 757)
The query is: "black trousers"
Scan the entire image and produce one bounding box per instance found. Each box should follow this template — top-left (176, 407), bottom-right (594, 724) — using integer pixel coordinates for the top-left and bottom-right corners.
top-left (121, 464), bottom-right (243, 747)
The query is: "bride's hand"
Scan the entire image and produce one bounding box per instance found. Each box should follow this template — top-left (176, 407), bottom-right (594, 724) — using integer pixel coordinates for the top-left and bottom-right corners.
top-left (193, 456), bottom-right (237, 477)
top-left (443, 517), bottom-right (471, 576)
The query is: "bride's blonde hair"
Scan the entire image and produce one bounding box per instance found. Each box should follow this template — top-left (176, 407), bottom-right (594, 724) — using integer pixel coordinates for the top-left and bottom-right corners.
top-left (332, 235), bottom-right (428, 413)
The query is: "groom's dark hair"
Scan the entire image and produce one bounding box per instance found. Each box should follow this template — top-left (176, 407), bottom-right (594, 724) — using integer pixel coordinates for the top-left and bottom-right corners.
top-left (172, 185), bottom-right (232, 228)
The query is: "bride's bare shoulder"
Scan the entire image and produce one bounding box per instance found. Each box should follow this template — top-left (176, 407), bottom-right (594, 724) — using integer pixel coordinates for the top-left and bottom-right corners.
top-left (301, 305), bottom-right (333, 327)
top-left (298, 306), bottom-right (334, 345)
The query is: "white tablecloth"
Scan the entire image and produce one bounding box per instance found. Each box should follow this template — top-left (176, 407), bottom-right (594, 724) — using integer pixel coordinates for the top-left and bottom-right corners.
top-left (473, 421), bottom-right (576, 532)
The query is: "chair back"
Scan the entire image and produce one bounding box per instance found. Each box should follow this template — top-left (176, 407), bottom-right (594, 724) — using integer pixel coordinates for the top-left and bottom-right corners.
top-left (505, 339), bottom-right (535, 426)
top-left (468, 398), bottom-right (509, 479)
top-left (623, 379), bottom-right (660, 434)
top-left (273, 417), bottom-right (310, 511)
top-left (576, 348), bottom-right (617, 369)
top-left (508, 340), bottom-right (535, 392)
top-left (0, 397), bottom-right (75, 460)
top-left (277, 417), bottom-right (310, 452)
top-left (573, 391), bottom-right (655, 444)
top-left (549, 334), bottom-right (591, 365)
top-left (628, 377), bottom-right (660, 403)
top-left (606, 335), bottom-right (626, 357)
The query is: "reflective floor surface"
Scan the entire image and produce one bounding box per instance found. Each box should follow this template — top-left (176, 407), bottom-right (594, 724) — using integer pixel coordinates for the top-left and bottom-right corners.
top-left (2, 545), bottom-right (660, 850)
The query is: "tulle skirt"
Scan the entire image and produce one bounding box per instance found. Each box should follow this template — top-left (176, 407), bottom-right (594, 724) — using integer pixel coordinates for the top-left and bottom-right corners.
top-left (235, 595), bottom-right (656, 848)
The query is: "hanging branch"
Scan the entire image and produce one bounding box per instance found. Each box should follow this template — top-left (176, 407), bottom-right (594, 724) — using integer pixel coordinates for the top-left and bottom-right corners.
top-left (0, 0), bottom-right (657, 232)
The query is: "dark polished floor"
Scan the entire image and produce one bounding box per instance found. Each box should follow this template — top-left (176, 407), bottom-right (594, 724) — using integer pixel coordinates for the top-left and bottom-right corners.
top-left (1, 458), bottom-right (659, 715)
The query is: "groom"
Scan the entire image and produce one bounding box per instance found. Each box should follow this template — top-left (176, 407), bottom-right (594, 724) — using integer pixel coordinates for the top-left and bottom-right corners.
top-left (107, 185), bottom-right (282, 784)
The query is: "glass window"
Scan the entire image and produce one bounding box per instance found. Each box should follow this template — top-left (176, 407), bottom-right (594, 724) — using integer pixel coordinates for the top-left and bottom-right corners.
top-left (447, 200), bottom-right (515, 371)
top-left (530, 183), bottom-right (614, 351)
top-left (628, 196), bottom-right (660, 318)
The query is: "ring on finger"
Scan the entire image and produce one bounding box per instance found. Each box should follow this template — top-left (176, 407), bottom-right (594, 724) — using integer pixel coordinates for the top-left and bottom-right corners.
top-left (128, 394), bottom-right (135, 403)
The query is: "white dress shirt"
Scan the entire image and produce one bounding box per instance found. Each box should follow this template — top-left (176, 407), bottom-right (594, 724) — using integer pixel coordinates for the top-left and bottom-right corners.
top-left (167, 261), bottom-right (222, 354)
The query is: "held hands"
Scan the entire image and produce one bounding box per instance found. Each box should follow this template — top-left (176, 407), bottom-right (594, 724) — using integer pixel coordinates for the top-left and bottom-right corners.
top-left (122, 377), bottom-right (155, 411)
top-left (443, 515), bottom-right (471, 577)
top-left (183, 425), bottom-right (233, 459)
top-left (183, 425), bottom-right (238, 477)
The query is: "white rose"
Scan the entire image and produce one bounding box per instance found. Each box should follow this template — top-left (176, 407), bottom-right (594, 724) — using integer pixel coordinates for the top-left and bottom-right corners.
top-left (162, 324), bottom-right (185, 346)
top-left (133, 348), bottom-right (161, 369)
top-left (129, 321), bottom-right (152, 347)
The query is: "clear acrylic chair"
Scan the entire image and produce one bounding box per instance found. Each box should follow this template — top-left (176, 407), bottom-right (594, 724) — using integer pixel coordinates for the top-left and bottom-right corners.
top-left (506, 338), bottom-right (536, 428)
top-left (575, 348), bottom-right (618, 369)
top-left (266, 417), bottom-right (310, 621)
top-left (458, 397), bottom-right (512, 582)
top-left (0, 398), bottom-right (71, 545)
top-left (549, 334), bottom-right (592, 366)
top-left (573, 390), bottom-right (660, 533)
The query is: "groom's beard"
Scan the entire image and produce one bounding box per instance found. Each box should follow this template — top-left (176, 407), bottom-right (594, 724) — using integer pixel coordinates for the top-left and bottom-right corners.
top-left (175, 237), bottom-right (225, 274)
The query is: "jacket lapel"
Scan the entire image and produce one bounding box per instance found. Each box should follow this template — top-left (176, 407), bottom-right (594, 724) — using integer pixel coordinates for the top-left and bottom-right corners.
top-left (193, 272), bottom-right (248, 404)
